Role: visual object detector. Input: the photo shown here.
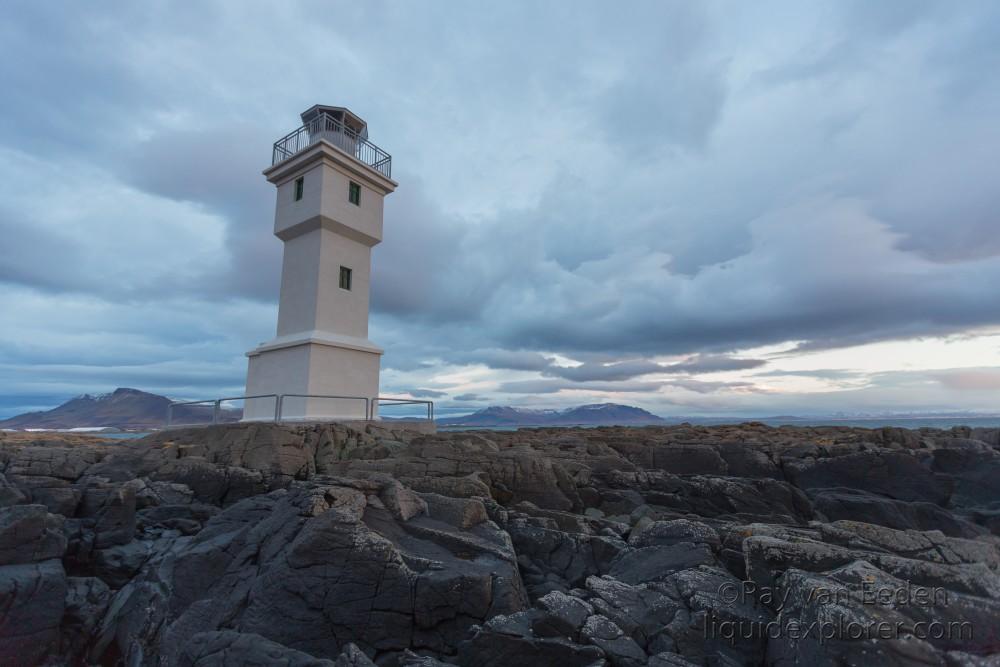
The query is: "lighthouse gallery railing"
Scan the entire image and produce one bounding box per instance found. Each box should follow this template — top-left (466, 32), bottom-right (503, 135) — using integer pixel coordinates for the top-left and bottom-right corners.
top-left (271, 111), bottom-right (392, 178)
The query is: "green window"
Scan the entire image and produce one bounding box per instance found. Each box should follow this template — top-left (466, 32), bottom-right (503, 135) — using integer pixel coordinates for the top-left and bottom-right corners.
top-left (349, 181), bottom-right (361, 205)
top-left (294, 177), bottom-right (304, 201)
top-left (339, 266), bottom-right (352, 290)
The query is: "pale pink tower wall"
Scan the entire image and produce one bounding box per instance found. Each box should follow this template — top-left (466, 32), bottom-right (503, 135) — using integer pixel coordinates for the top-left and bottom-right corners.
top-left (244, 105), bottom-right (397, 421)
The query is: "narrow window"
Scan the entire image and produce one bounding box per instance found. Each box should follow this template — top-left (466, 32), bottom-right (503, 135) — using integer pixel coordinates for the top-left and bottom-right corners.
top-left (348, 181), bottom-right (361, 206)
top-left (294, 177), bottom-right (304, 201)
top-left (339, 266), bottom-right (352, 290)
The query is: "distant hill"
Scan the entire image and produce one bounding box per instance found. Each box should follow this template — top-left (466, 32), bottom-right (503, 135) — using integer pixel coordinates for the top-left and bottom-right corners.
top-left (438, 403), bottom-right (665, 427)
top-left (2, 392), bottom-right (666, 431)
top-left (0, 388), bottom-right (239, 430)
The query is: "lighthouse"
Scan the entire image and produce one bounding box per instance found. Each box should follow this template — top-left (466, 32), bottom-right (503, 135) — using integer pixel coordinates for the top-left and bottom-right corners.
top-left (243, 105), bottom-right (396, 421)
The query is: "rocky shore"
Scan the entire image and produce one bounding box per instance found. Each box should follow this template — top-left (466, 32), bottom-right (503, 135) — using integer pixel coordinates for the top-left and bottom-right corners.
top-left (1, 422), bottom-right (999, 666)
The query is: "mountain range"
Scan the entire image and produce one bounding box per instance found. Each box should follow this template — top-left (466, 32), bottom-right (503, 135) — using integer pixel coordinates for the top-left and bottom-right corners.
top-left (0, 390), bottom-right (665, 430)
top-left (436, 403), bottom-right (666, 427)
top-left (0, 388), bottom-right (239, 430)
top-left (5, 388), bottom-right (999, 432)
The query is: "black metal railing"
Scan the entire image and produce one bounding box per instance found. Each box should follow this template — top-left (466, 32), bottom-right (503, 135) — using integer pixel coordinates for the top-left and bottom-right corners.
top-left (271, 111), bottom-right (392, 178)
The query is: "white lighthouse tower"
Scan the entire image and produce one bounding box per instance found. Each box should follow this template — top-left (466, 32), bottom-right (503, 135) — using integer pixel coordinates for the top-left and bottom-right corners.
top-left (243, 105), bottom-right (396, 421)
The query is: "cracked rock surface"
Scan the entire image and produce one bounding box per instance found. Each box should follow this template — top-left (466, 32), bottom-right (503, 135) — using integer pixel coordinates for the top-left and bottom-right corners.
top-left (1, 421), bottom-right (999, 665)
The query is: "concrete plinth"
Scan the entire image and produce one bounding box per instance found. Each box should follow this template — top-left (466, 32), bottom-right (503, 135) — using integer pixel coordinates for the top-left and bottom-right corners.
top-left (244, 333), bottom-right (381, 421)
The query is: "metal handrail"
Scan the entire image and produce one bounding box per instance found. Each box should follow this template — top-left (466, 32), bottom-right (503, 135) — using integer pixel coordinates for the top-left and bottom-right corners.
top-left (371, 397), bottom-right (434, 421)
top-left (272, 111), bottom-right (392, 178)
top-left (277, 394), bottom-right (370, 422)
top-left (165, 394), bottom-right (279, 428)
top-left (165, 393), bottom-right (434, 427)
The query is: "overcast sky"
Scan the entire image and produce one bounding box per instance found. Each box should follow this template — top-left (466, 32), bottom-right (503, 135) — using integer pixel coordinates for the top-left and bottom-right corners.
top-left (2, 1), bottom-right (1000, 418)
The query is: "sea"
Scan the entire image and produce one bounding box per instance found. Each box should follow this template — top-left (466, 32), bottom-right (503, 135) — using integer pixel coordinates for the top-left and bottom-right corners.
top-left (12, 416), bottom-right (1000, 440)
top-left (439, 416), bottom-right (1000, 431)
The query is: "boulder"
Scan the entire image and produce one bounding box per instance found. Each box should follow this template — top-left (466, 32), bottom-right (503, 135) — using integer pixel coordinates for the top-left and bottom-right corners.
top-left (608, 543), bottom-right (716, 584)
top-left (456, 619), bottom-right (605, 667)
top-left (784, 451), bottom-right (950, 504)
top-left (177, 630), bottom-right (342, 666)
top-left (810, 487), bottom-right (984, 538)
top-left (628, 519), bottom-right (721, 549)
top-left (0, 504), bottom-right (67, 565)
top-left (93, 480), bottom-right (526, 663)
top-left (509, 519), bottom-right (626, 592)
top-left (532, 590), bottom-right (594, 637)
top-left (579, 614), bottom-right (646, 666)
top-left (0, 560), bottom-right (68, 665)
top-left (61, 576), bottom-right (111, 658)
top-left (0, 472), bottom-right (26, 507)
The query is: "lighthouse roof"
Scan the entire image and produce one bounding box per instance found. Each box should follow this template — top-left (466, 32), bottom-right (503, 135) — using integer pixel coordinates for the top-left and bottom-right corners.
top-left (300, 105), bottom-right (367, 136)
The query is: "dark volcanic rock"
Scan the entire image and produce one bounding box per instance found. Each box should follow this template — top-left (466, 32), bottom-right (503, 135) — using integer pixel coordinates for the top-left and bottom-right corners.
top-left (0, 472), bottom-right (26, 506)
top-left (91, 477), bottom-right (525, 664)
top-left (608, 542), bottom-right (716, 584)
top-left (61, 576), bottom-right (111, 658)
top-left (177, 631), bottom-right (371, 666)
top-left (0, 504), bottom-right (67, 565)
top-left (931, 447), bottom-right (1000, 509)
top-left (0, 559), bottom-right (67, 665)
top-left (1, 421), bottom-right (999, 666)
top-left (809, 487), bottom-right (985, 538)
top-left (456, 611), bottom-right (606, 666)
top-left (783, 450), bottom-right (951, 504)
top-left (629, 519), bottom-right (721, 549)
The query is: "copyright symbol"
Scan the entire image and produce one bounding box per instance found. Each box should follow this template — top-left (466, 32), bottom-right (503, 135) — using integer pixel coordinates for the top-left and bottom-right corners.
top-left (719, 582), bottom-right (739, 605)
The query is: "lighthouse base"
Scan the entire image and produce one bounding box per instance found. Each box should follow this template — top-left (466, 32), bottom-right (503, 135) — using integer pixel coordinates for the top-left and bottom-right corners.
top-left (243, 332), bottom-right (382, 422)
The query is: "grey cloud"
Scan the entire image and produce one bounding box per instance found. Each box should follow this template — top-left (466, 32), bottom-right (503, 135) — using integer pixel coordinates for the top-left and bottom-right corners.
top-left (493, 199), bottom-right (1000, 356)
top-left (114, 125), bottom-right (281, 301)
top-left (664, 355), bottom-right (767, 374)
top-left (542, 360), bottom-right (664, 382)
top-left (589, 5), bottom-right (727, 154)
top-left (537, 355), bottom-right (765, 383)
top-left (667, 379), bottom-right (760, 395)
top-left (408, 388), bottom-right (448, 398)
top-left (448, 349), bottom-right (554, 372)
top-left (497, 379), bottom-right (666, 395)
top-left (453, 393), bottom-right (485, 402)
top-left (495, 380), bottom-right (565, 395)
top-left (495, 377), bottom-right (755, 396)
top-left (755, 369), bottom-right (866, 380)
top-left (0, 218), bottom-right (82, 292)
